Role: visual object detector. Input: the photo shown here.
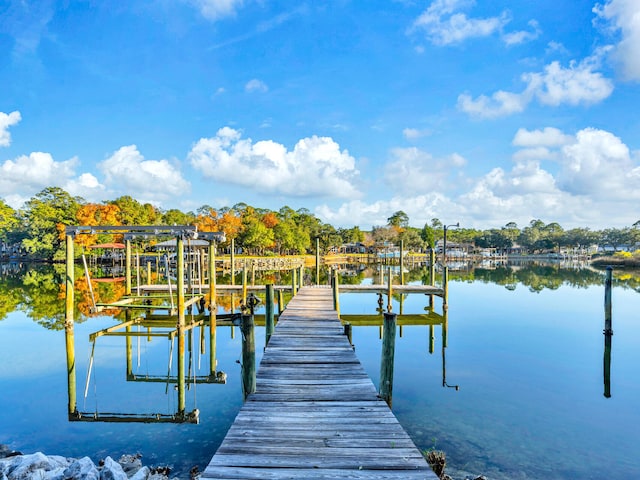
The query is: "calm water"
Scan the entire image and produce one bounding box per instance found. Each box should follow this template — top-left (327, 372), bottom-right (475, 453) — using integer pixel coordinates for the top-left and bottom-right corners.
top-left (1, 263), bottom-right (639, 479)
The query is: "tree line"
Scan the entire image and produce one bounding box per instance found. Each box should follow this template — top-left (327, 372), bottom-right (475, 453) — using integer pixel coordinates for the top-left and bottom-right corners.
top-left (1, 187), bottom-right (639, 262)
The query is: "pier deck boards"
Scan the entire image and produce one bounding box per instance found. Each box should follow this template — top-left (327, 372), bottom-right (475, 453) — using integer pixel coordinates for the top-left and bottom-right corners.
top-left (203, 286), bottom-right (436, 479)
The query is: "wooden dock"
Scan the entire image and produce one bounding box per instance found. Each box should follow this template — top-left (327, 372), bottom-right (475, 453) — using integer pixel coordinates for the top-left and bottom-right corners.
top-left (203, 286), bottom-right (437, 479)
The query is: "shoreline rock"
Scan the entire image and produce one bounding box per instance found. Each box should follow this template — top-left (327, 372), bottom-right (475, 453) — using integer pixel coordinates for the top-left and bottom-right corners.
top-left (0, 446), bottom-right (190, 480)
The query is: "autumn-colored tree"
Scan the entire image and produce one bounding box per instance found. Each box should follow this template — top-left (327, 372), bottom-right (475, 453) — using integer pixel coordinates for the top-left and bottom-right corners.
top-left (75, 203), bottom-right (122, 248)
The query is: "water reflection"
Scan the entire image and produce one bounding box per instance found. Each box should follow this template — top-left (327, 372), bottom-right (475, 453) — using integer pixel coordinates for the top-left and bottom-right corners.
top-left (65, 301), bottom-right (227, 424)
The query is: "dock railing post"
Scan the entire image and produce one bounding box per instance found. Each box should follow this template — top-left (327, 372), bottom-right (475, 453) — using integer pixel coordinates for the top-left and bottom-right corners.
top-left (380, 312), bottom-right (397, 407)
top-left (65, 233), bottom-right (77, 418)
top-left (241, 313), bottom-right (256, 399)
top-left (265, 284), bottom-right (275, 346)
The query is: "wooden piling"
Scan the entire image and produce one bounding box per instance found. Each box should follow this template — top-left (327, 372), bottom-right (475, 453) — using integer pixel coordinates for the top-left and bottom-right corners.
top-left (387, 267), bottom-right (393, 312)
top-left (147, 261), bottom-right (152, 285)
top-left (241, 314), bottom-right (256, 398)
top-left (291, 268), bottom-right (297, 296)
top-left (604, 266), bottom-right (613, 334)
top-left (125, 239), bottom-right (132, 296)
top-left (230, 238), bottom-right (235, 285)
top-left (65, 234), bottom-right (76, 417)
top-left (443, 266), bottom-right (449, 308)
top-left (265, 284), bottom-right (275, 346)
top-left (208, 241), bottom-right (217, 376)
top-left (332, 269), bottom-right (340, 316)
top-left (176, 235), bottom-right (186, 415)
top-left (277, 288), bottom-right (284, 315)
top-left (400, 240), bottom-right (404, 285)
top-left (380, 312), bottom-right (397, 407)
top-left (344, 323), bottom-right (353, 345)
top-left (315, 237), bottom-right (320, 285)
top-left (242, 267), bottom-right (248, 305)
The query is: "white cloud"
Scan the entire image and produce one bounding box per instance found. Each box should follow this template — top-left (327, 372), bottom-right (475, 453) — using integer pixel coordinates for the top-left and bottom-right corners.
top-left (502, 19), bottom-right (541, 46)
top-left (99, 145), bottom-right (190, 203)
top-left (188, 127), bottom-right (361, 199)
top-left (187, 0), bottom-right (244, 21)
top-left (384, 147), bottom-right (466, 192)
top-left (402, 127), bottom-right (432, 140)
top-left (0, 111), bottom-right (21, 147)
top-left (412, 0), bottom-right (510, 45)
top-left (0, 151), bottom-right (105, 206)
top-left (318, 127), bottom-right (640, 229)
top-left (245, 78), bottom-right (269, 93)
top-left (594, 0), bottom-right (640, 81)
top-left (458, 51), bottom-right (614, 118)
top-left (512, 127), bottom-right (574, 147)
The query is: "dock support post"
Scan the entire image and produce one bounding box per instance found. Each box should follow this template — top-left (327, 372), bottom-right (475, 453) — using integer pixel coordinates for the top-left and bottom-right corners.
top-left (299, 265), bottom-right (304, 289)
top-left (125, 239), bottom-right (132, 296)
top-left (344, 323), bottom-right (352, 345)
top-left (400, 240), bottom-right (404, 285)
top-left (380, 312), bottom-right (397, 407)
top-left (443, 266), bottom-right (449, 309)
top-left (176, 235), bottom-right (186, 416)
top-left (242, 267), bottom-right (248, 305)
top-left (292, 268), bottom-right (297, 296)
top-left (387, 267), bottom-right (393, 312)
top-left (147, 261), bottom-right (152, 285)
top-left (316, 237), bottom-right (320, 285)
top-left (65, 233), bottom-right (77, 417)
top-left (230, 238), bottom-right (235, 285)
top-left (332, 269), bottom-right (340, 315)
top-left (265, 284), bottom-right (275, 346)
top-left (208, 241), bottom-right (217, 376)
top-left (604, 266), bottom-right (613, 334)
top-left (241, 314), bottom-right (256, 399)
top-left (278, 289), bottom-right (284, 315)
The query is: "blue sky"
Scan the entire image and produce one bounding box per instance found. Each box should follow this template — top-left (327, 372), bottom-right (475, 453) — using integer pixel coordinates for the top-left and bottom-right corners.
top-left (1, 0), bottom-right (639, 230)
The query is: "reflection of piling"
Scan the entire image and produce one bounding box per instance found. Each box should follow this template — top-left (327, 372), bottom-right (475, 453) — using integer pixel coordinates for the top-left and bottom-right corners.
top-left (604, 266), bottom-right (613, 334)
top-left (265, 284), bottom-right (275, 346)
top-left (379, 312), bottom-right (397, 407)
top-left (429, 324), bottom-right (435, 354)
top-left (604, 333), bottom-right (612, 398)
top-left (604, 266), bottom-right (613, 398)
top-left (241, 314), bottom-right (256, 399)
top-left (65, 234), bottom-right (77, 417)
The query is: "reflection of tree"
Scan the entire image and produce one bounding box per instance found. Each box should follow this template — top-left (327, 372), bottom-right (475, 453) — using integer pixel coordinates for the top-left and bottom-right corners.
top-left (0, 272), bottom-right (24, 321)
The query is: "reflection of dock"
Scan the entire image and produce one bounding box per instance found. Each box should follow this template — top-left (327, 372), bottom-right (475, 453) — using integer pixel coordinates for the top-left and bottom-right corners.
top-left (203, 287), bottom-right (436, 479)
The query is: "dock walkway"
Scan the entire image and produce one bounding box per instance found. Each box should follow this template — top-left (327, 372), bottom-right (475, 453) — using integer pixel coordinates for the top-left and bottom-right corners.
top-left (203, 286), bottom-right (436, 479)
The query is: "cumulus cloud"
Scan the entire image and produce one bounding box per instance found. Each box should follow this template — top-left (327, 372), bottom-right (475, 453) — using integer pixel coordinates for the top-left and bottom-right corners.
top-left (458, 51), bottom-right (614, 117)
top-left (187, 0), bottom-right (244, 21)
top-left (512, 127), bottom-right (574, 147)
top-left (188, 127), bottom-right (361, 199)
top-left (411, 0), bottom-right (510, 45)
top-left (318, 127), bottom-right (640, 229)
top-left (0, 151), bottom-right (105, 206)
top-left (99, 145), bottom-right (190, 203)
top-left (594, 0), bottom-right (640, 81)
top-left (0, 111), bottom-right (21, 147)
top-left (245, 78), bottom-right (269, 93)
top-left (384, 147), bottom-right (466, 192)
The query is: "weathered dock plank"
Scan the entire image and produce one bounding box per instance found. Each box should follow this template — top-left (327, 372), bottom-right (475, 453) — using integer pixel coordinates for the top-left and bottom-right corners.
top-left (202, 286), bottom-right (437, 480)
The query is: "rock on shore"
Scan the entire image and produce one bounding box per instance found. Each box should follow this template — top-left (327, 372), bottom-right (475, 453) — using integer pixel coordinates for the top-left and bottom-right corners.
top-left (0, 446), bottom-right (183, 480)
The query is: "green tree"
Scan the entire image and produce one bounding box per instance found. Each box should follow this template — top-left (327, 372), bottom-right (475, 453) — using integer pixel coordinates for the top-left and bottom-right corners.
top-left (162, 208), bottom-right (195, 226)
top-left (0, 199), bottom-right (18, 242)
top-left (421, 223), bottom-right (436, 249)
top-left (21, 187), bottom-right (83, 261)
top-left (387, 211), bottom-right (409, 228)
top-left (110, 196), bottom-right (160, 225)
